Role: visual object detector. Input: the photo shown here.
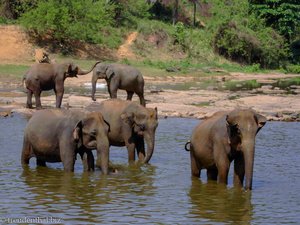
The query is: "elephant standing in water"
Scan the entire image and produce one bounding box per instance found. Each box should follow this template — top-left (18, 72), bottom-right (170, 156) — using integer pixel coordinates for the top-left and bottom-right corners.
top-left (91, 63), bottom-right (145, 106)
top-left (185, 109), bottom-right (266, 190)
top-left (87, 99), bottom-right (158, 165)
top-left (21, 109), bottom-right (110, 174)
top-left (23, 61), bottom-right (100, 109)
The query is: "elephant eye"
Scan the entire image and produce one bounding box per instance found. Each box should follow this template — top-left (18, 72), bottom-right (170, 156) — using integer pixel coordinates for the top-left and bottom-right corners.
top-left (136, 124), bottom-right (146, 131)
top-left (90, 130), bottom-right (97, 137)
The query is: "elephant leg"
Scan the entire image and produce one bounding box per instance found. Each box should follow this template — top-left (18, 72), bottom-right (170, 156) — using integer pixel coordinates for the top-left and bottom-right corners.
top-left (126, 142), bottom-right (136, 163)
top-left (126, 91), bottom-right (134, 101)
top-left (233, 153), bottom-right (245, 187)
top-left (216, 161), bottom-right (229, 185)
top-left (26, 90), bottom-right (33, 108)
top-left (55, 88), bottom-right (64, 108)
top-left (207, 166), bottom-right (218, 181)
top-left (33, 90), bottom-right (42, 110)
top-left (82, 151), bottom-right (95, 171)
top-left (136, 136), bottom-right (145, 161)
top-left (137, 92), bottom-right (146, 106)
top-left (110, 86), bottom-right (118, 99)
top-left (190, 151), bottom-right (201, 177)
top-left (36, 158), bottom-right (46, 167)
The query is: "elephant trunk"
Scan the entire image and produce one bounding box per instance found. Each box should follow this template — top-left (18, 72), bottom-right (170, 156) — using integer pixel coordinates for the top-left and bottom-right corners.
top-left (143, 132), bottom-right (155, 164)
top-left (77, 61), bottom-right (101, 75)
top-left (243, 140), bottom-right (255, 190)
top-left (97, 138), bottom-right (109, 175)
top-left (91, 71), bottom-right (98, 101)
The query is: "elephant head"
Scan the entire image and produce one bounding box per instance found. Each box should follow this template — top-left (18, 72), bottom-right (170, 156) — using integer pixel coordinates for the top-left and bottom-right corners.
top-left (94, 63), bottom-right (114, 80)
top-left (226, 109), bottom-right (266, 190)
top-left (121, 105), bottom-right (158, 163)
top-left (66, 61), bottom-right (101, 78)
top-left (73, 112), bottom-right (110, 174)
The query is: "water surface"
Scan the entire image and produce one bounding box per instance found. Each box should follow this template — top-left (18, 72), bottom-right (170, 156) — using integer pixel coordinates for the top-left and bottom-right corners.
top-left (0, 115), bottom-right (299, 224)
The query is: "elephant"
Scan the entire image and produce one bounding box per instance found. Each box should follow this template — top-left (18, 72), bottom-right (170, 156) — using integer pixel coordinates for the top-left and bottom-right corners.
top-left (91, 63), bottom-right (146, 106)
top-left (185, 109), bottom-right (266, 190)
top-left (23, 61), bottom-right (100, 109)
top-left (21, 109), bottom-right (110, 174)
top-left (87, 99), bottom-right (158, 165)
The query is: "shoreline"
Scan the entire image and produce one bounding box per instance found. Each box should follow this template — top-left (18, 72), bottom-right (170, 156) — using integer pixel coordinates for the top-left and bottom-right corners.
top-left (0, 72), bottom-right (300, 121)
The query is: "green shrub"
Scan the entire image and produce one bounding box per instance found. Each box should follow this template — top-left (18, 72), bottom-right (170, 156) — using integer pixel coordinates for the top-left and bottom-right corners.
top-left (213, 21), bottom-right (289, 69)
top-left (19, 0), bottom-right (115, 45)
top-left (284, 64), bottom-right (300, 74)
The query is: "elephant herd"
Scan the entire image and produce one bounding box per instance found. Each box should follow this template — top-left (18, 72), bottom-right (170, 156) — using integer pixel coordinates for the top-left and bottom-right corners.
top-left (21, 60), bottom-right (267, 190)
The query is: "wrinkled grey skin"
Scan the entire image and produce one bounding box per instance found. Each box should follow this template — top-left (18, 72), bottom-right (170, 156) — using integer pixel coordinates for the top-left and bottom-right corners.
top-left (186, 109), bottom-right (266, 190)
top-left (91, 63), bottom-right (145, 106)
top-left (21, 109), bottom-right (110, 174)
top-left (23, 61), bottom-right (100, 109)
top-left (87, 99), bottom-right (158, 165)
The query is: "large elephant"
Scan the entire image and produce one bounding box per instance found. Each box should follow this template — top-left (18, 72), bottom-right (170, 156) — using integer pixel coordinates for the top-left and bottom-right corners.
top-left (21, 109), bottom-right (110, 174)
top-left (87, 99), bottom-right (158, 165)
top-left (185, 109), bottom-right (266, 190)
top-left (91, 63), bottom-right (146, 106)
top-left (23, 61), bottom-right (100, 109)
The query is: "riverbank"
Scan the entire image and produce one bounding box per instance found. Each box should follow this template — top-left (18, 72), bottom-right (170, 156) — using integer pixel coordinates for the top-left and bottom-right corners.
top-left (0, 71), bottom-right (299, 121)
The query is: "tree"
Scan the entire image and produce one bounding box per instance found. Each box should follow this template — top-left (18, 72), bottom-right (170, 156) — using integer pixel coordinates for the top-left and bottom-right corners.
top-left (249, 0), bottom-right (300, 42)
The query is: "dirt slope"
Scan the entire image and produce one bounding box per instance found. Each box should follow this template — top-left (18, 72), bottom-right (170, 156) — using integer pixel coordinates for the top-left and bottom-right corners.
top-left (0, 25), bottom-right (35, 64)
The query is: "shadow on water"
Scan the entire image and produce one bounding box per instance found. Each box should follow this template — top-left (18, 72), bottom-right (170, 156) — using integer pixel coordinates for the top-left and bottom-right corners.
top-left (188, 178), bottom-right (253, 224)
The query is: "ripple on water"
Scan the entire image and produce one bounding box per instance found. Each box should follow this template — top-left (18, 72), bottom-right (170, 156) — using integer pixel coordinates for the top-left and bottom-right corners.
top-left (0, 116), bottom-right (300, 224)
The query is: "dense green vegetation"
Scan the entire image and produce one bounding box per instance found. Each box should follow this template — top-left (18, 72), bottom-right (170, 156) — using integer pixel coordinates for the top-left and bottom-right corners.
top-left (0, 0), bottom-right (299, 72)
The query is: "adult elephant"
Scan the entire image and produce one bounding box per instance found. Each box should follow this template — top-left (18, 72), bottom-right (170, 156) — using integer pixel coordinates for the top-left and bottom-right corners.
top-left (23, 61), bottom-right (100, 109)
top-left (21, 109), bottom-right (110, 174)
top-left (185, 109), bottom-right (266, 190)
top-left (87, 99), bottom-right (158, 165)
top-left (91, 63), bottom-right (145, 106)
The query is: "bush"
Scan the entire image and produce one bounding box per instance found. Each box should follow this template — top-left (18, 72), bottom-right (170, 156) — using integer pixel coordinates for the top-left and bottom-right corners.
top-left (19, 0), bottom-right (116, 45)
top-left (213, 21), bottom-right (289, 69)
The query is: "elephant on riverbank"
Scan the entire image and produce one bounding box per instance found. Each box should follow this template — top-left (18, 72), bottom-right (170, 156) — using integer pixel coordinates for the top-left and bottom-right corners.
top-left (87, 99), bottom-right (158, 165)
top-left (21, 109), bottom-right (110, 174)
top-left (23, 61), bottom-right (100, 109)
top-left (91, 63), bottom-right (145, 106)
top-left (185, 109), bottom-right (266, 190)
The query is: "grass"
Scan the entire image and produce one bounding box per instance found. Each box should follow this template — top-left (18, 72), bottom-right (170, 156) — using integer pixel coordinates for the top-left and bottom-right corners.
top-left (0, 64), bottom-right (29, 78)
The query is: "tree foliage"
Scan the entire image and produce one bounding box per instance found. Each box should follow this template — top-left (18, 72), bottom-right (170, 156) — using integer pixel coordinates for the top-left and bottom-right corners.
top-left (19, 0), bottom-right (115, 45)
top-left (249, 0), bottom-right (300, 41)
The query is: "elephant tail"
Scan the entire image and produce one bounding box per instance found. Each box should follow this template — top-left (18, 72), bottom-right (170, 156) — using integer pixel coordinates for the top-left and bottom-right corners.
top-left (22, 74), bottom-right (28, 93)
top-left (185, 141), bottom-right (191, 152)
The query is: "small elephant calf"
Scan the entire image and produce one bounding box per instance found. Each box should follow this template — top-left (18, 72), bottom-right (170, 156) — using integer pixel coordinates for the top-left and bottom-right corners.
top-left (185, 109), bottom-right (266, 190)
top-left (21, 109), bottom-right (110, 174)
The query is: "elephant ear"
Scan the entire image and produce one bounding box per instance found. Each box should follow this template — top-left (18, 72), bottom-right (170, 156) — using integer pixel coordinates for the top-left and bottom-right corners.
top-left (66, 63), bottom-right (79, 77)
top-left (255, 113), bottom-right (267, 132)
top-left (73, 120), bottom-right (83, 142)
top-left (120, 112), bottom-right (134, 124)
top-left (106, 68), bottom-right (114, 79)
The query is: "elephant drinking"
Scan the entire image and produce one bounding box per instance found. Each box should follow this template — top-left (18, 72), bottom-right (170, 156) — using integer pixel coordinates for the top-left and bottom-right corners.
top-left (87, 99), bottom-right (158, 165)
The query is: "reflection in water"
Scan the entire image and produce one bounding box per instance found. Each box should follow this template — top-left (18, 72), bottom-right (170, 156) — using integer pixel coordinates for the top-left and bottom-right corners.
top-left (20, 165), bottom-right (156, 224)
top-left (188, 178), bottom-right (253, 224)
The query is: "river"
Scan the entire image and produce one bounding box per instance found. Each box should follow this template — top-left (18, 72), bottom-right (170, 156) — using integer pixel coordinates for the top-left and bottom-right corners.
top-left (0, 115), bottom-right (299, 224)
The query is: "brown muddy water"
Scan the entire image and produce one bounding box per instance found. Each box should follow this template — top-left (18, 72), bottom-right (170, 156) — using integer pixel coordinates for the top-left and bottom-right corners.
top-left (0, 115), bottom-right (300, 224)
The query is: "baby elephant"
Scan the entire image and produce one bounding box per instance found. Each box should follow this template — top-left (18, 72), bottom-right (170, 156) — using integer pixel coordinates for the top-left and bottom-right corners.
top-left (21, 109), bottom-right (110, 174)
top-left (91, 63), bottom-right (145, 106)
top-left (185, 109), bottom-right (266, 190)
